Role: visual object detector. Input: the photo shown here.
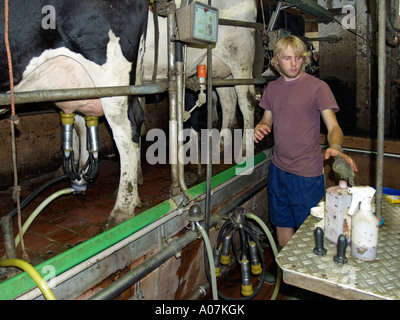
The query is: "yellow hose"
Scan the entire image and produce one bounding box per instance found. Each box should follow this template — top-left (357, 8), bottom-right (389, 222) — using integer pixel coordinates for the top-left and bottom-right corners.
top-left (1, 188), bottom-right (75, 260)
top-left (0, 259), bottom-right (56, 300)
top-left (246, 212), bottom-right (282, 300)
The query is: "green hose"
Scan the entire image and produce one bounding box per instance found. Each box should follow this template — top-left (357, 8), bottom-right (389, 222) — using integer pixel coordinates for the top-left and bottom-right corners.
top-left (246, 212), bottom-right (281, 300)
top-left (1, 188), bottom-right (75, 260)
top-left (0, 259), bottom-right (56, 300)
top-left (196, 223), bottom-right (218, 300)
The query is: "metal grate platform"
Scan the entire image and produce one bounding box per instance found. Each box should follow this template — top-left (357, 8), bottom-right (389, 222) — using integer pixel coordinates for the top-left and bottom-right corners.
top-left (276, 198), bottom-right (400, 300)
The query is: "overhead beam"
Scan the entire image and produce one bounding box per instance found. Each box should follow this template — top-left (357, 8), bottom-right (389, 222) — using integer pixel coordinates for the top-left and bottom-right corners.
top-left (284, 0), bottom-right (334, 22)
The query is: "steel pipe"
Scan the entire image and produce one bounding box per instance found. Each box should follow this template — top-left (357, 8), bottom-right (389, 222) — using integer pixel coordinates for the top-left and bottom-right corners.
top-left (176, 41), bottom-right (188, 191)
top-left (376, 0), bottom-right (386, 223)
top-left (218, 18), bottom-right (264, 31)
top-left (167, 2), bottom-right (180, 196)
top-left (89, 178), bottom-right (269, 300)
top-left (1, 215), bottom-right (17, 260)
top-left (0, 82), bottom-right (168, 107)
top-left (0, 75), bottom-right (266, 110)
top-left (212, 77), bottom-right (267, 87)
top-left (204, 43), bottom-right (213, 236)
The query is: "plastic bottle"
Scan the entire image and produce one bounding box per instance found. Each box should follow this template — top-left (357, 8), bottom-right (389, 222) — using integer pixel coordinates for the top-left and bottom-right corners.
top-left (348, 186), bottom-right (378, 261)
top-left (325, 180), bottom-right (352, 244)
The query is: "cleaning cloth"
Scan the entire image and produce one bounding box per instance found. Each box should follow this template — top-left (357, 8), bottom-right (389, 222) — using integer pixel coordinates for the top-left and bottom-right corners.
top-left (332, 153), bottom-right (355, 186)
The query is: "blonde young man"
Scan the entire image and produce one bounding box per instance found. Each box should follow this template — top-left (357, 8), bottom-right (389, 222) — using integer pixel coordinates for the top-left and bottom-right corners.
top-left (254, 36), bottom-right (357, 248)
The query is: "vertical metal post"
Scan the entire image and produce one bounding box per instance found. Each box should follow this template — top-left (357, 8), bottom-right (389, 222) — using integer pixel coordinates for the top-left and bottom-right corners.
top-left (376, 0), bottom-right (386, 223)
top-left (204, 0), bottom-right (213, 235)
top-left (175, 41), bottom-right (188, 191)
top-left (1, 215), bottom-right (18, 277)
top-left (1, 216), bottom-right (17, 259)
top-left (167, 2), bottom-right (180, 196)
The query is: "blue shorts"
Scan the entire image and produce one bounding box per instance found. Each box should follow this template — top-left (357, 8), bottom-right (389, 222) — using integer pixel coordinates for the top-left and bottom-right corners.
top-left (268, 162), bottom-right (325, 228)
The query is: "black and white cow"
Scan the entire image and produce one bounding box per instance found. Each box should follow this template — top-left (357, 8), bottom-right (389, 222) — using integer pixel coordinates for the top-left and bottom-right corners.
top-left (0, 0), bottom-right (149, 227)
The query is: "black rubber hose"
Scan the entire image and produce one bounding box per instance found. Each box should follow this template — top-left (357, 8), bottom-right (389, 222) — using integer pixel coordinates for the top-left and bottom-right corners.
top-left (63, 151), bottom-right (80, 180)
top-left (217, 224), bottom-right (266, 300)
top-left (0, 174), bottom-right (68, 227)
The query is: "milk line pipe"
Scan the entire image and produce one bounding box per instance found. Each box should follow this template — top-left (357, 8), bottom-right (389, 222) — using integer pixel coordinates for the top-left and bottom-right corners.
top-left (321, 144), bottom-right (400, 159)
top-left (189, 282), bottom-right (210, 300)
top-left (218, 18), bottom-right (264, 31)
top-left (0, 82), bottom-right (168, 106)
top-left (90, 178), bottom-right (268, 300)
top-left (0, 77), bottom-right (267, 108)
top-left (188, 259), bottom-right (237, 300)
top-left (89, 219), bottom-right (204, 300)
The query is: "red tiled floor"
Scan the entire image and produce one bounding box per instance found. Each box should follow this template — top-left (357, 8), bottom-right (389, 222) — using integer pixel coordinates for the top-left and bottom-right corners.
top-left (0, 157), bottom-right (127, 263)
top-left (0, 150), bottom-right (325, 300)
top-left (0, 154), bottom-right (231, 264)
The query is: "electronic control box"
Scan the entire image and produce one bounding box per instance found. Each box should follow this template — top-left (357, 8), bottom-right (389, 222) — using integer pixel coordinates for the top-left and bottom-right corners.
top-left (176, 1), bottom-right (219, 44)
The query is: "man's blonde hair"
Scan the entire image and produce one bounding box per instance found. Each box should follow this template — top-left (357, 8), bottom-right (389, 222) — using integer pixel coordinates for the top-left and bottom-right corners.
top-left (271, 35), bottom-right (311, 74)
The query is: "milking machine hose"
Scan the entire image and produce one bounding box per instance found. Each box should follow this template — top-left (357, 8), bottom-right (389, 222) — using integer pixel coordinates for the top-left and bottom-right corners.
top-left (1, 188), bottom-right (75, 260)
top-left (196, 222), bottom-right (218, 300)
top-left (0, 258), bottom-right (56, 300)
top-left (0, 174), bottom-right (69, 227)
top-left (216, 221), bottom-right (266, 300)
top-left (246, 212), bottom-right (281, 300)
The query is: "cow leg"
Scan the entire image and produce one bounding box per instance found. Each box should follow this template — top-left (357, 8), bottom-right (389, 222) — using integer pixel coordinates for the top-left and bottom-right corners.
top-left (215, 86), bottom-right (237, 152)
top-left (211, 91), bottom-right (219, 128)
top-left (234, 84), bottom-right (255, 160)
top-left (103, 96), bottom-right (143, 228)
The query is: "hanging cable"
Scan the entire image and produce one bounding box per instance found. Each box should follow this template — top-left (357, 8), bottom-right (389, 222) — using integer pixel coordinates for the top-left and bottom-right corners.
top-left (4, 0), bottom-right (28, 261)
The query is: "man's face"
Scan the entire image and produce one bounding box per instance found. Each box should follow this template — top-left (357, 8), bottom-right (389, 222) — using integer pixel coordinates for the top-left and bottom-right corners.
top-left (276, 46), bottom-right (304, 81)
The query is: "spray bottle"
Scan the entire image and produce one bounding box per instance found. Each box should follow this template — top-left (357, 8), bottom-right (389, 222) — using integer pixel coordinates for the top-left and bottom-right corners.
top-left (348, 186), bottom-right (378, 261)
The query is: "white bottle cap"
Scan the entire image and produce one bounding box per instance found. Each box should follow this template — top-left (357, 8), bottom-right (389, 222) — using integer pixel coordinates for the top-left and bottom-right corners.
top-left (339, 180), bottom-right (348, 189)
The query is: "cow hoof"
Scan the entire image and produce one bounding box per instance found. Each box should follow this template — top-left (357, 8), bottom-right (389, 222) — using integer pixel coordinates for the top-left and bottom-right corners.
top-left (102, 216), bottom-right (124, 231)
top-left (102, 211), bottom-right (135, 231)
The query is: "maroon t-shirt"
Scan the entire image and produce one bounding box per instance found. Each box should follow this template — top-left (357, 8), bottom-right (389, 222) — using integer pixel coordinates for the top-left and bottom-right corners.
top-left (260, 73), bottom-right (339, 177)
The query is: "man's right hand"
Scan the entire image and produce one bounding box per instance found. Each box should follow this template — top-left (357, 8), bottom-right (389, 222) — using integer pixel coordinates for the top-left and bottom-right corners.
top-left (254, 123), bottom-right (271, 143)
